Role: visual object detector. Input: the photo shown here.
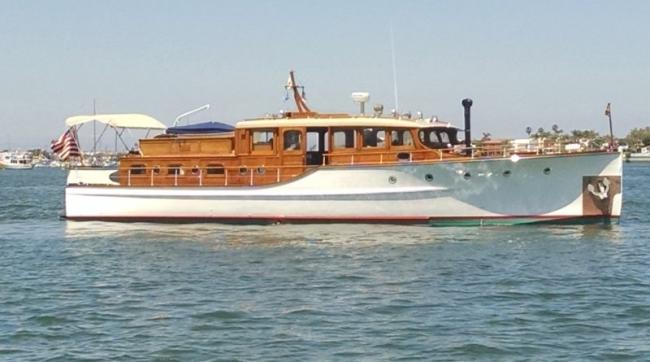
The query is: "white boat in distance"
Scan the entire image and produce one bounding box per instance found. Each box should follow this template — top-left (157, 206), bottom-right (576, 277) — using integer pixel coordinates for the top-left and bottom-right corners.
top-left (63, 72), bottom-right (623, 226)
top-left (627, 146), bottom-right (650, 162)
top-left (1, 151), bottom-right (34, 170)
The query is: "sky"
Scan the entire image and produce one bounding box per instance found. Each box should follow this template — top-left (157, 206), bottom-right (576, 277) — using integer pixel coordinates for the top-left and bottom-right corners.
top-left (1, 0), bottom-right (649, 150)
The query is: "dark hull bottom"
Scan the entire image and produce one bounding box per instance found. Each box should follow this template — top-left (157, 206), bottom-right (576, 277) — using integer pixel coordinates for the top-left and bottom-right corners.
top-left (63, 215), bottom-right (620, 226)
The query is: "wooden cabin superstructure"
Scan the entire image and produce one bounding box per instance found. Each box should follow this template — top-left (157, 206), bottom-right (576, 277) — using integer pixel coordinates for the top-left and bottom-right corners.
top-left (116, 70), bottom-right (466, 188)
top-left (120, 114), bottom-right (463, 187)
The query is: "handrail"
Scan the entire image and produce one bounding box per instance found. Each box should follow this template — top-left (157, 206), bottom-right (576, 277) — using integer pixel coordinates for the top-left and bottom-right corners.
top-left (124, 164), bottom-right (305, 187)
top-left (121, 143), bottom-right (611, 187)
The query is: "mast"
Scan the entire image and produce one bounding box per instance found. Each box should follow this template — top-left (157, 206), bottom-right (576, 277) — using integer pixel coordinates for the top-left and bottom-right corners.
top-left (287, 70), bottom-right (311, 113)
top-left (605, 102), bottom-right (615, 151)
top-left (92, 98), bottom-right (97, 155)
top-left (390, 22), bottom-right (399, 113)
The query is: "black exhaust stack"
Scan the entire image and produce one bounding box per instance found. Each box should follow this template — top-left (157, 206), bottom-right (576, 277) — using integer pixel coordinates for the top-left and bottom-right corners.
top-left (462, 98), bottom-right (473, 155)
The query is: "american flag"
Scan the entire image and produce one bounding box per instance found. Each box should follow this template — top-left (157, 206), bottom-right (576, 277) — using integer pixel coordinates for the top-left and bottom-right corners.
top-left (51, 128), bottom-right (81, 161)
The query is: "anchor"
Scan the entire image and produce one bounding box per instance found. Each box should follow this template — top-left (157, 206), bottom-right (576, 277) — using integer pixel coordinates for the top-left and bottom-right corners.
top-left (587, 177), bottom-right (610, 200)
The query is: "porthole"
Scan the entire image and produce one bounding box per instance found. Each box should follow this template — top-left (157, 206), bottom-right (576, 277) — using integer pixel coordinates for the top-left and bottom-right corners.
top-left (503, 170), bottom-right (511, 177)
top-left (239, 167), bottom-right (248, 175)
top-left (464, 172), bottom-right (471, 180)
top-left (543, 167), bottom-right (551, 175)
top-left (425, 174), bottom-right (434, 182)
top-left (152, 166), bottom-right (161, 175)
top-left (257, 167), bottom-right (266, 175)
top-left (388, 176), bottom-right (397, 184)
top-left (191, 166), bottom-right (201, 176)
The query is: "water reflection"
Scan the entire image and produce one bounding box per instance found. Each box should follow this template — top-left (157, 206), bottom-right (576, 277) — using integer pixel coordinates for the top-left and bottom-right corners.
top-left (64, 221), bottom-right (444, 247)
top-left (64, 220), bottom-right (624, 248)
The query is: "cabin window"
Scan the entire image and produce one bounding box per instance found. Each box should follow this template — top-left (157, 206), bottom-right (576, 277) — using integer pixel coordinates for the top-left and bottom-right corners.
top-left (418, 128), bottom-right (460, 149)
top-left (168, 164), bottom-right (183, 175)
top-left (332, 129), bottom-right (356, 149)
top-left (306, 128), bottom-right (328, 166)
top-left (391, 129), bottom-right (414, 147)
top-left (129, 164), bottom-right (146, 175)
top-left (362, 128), bottom-right (386, 148)
top-left (307, 130), bottom-right (329, 152)
top-left (283, 130), bottom-right (302, 151)
top-left (427, 131), bottom-right (441, 144)
top-left (252, 130), bottom-right (275, 151)
top-left (439, 131), bottom-right (451, 144)
top-left (206, 164), bottom-right (225, 175)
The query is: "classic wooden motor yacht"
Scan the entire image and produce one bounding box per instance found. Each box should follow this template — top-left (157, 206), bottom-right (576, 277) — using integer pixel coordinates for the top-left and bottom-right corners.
top-left (63, 72), bottom-right (623, 225)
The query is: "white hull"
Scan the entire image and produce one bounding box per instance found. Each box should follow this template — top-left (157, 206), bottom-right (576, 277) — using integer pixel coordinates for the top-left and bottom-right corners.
top-left (627, 147), bottom-right (650, 162)
top-left (65, 152), bottom-right (623, 225)
top-left (627, 155), bottom-right (650, 162)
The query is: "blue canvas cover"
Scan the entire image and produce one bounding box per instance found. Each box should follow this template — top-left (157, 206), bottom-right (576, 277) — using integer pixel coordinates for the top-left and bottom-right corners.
top-left (166, 121), bottom-right (234, 135)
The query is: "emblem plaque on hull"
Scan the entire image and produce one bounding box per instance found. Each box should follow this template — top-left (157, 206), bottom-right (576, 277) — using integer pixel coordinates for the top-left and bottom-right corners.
top-left (583, 176), bottom-right (621, 216)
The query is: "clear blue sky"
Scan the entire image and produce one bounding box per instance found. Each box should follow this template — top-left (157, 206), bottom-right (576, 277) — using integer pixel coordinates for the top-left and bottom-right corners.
top-left (1, 0), bottom-right (648, 149)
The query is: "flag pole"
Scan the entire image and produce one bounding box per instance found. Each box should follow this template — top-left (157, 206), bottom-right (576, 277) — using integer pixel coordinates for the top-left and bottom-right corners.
top-left (72, 126), bottom-right (85, 166)
top-left (605, 103), bottom-right (615, 151)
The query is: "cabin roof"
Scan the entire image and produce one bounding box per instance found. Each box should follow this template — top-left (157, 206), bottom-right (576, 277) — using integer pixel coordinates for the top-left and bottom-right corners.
top-left (66, 113), bottom-right (167, 130)
top-left (235, 116), bottom-right (457, 130)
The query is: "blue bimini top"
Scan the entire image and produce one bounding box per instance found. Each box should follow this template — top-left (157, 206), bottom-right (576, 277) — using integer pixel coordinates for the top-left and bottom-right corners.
top-left (166, 121), bottom-right (234, 135)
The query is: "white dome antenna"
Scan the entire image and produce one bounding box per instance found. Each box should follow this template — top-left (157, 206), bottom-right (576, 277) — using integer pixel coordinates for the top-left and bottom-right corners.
top-left (351, 92), bottom-right (370, 115)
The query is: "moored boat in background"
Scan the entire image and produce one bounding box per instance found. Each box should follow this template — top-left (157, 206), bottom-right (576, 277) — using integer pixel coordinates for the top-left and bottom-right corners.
top-left (626, 146), bottom-right (650, 162)
top-left (0, 151), bottom-right (34, 170)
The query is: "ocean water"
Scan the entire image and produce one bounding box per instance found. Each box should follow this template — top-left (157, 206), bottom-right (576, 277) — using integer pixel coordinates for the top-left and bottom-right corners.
top-left (1, 165), bottom-right (649, 361)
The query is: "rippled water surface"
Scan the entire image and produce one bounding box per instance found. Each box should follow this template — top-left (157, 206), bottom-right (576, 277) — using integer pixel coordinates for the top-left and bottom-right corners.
top-left (1, 166), bottom-right (650, 361)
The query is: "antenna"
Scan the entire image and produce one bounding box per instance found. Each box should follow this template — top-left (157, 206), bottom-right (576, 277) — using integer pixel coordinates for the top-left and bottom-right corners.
top-left (351, 92), bottom-right (370, 115)
top-left (92, 98), bottom-right (96, 155)
top-left (390, 22), bottom-right (399, 113)
top-left (174, 104), bottom-right (210, 126)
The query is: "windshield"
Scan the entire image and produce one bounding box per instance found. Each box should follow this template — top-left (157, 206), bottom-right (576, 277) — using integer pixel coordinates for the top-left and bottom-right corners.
top-left (418, 128), bottom-right (460, 149)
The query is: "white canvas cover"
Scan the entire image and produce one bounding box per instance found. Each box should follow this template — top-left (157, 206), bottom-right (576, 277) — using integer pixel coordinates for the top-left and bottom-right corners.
top-left (65, 114), bottom-right (167, 130)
